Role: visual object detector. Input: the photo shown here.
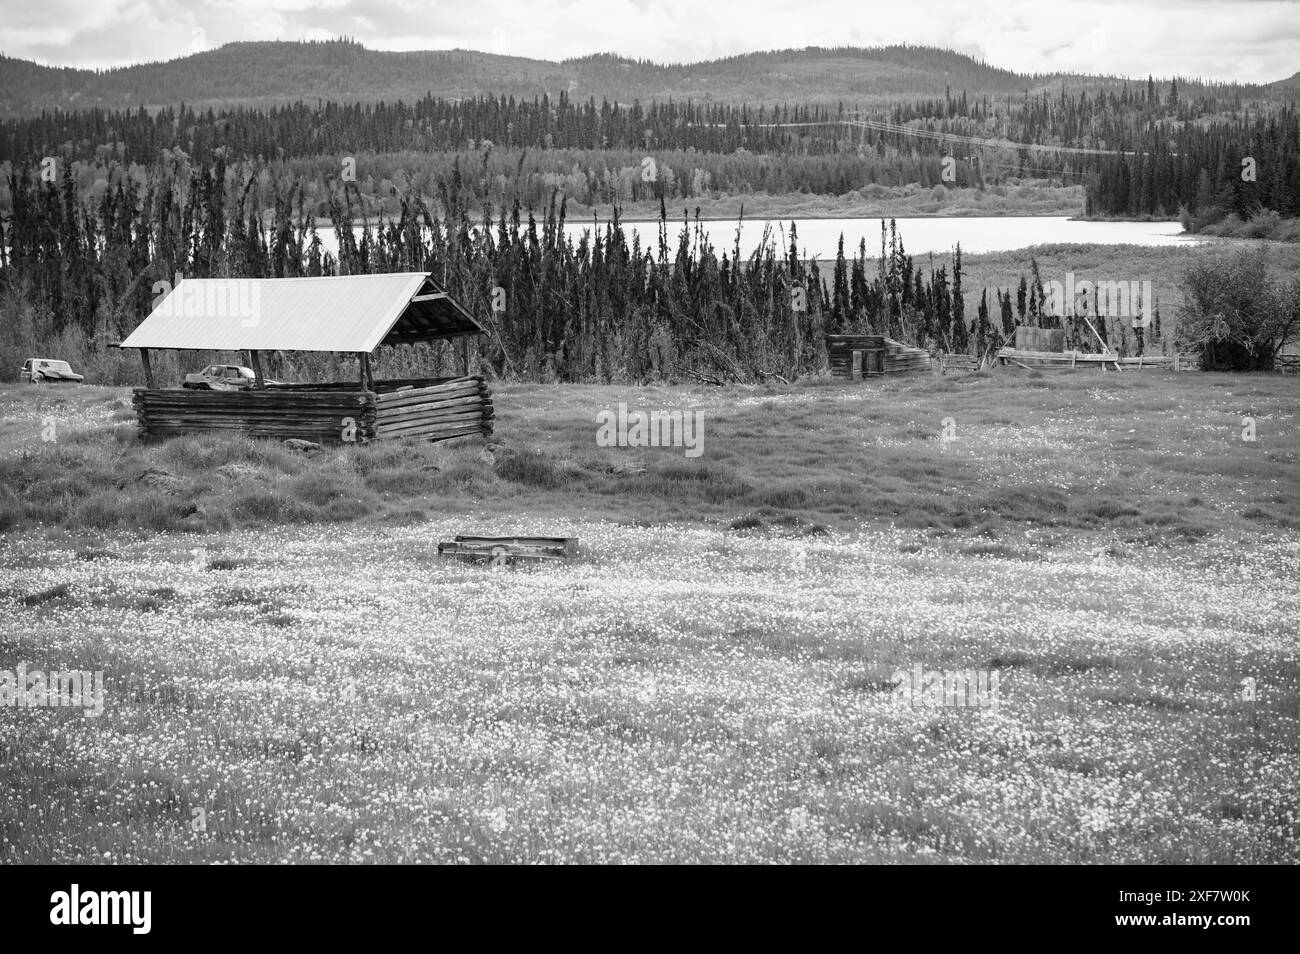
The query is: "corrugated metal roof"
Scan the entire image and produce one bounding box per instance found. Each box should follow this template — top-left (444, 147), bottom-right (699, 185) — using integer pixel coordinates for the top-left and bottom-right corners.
top-left (120, 272), bottom-right (485, 353)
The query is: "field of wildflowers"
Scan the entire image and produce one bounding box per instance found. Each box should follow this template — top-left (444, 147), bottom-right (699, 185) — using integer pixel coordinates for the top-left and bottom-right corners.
top-left (1, 369), bottom-right (1297, 863)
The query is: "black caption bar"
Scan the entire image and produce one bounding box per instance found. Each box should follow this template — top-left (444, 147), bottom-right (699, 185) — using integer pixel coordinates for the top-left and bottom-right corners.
top-left (0, 864), bottom-right (1281, 942)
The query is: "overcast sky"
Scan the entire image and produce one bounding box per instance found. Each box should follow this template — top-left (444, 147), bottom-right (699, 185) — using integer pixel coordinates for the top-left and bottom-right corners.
top-left (1, 0), bottom-right (1296, 83)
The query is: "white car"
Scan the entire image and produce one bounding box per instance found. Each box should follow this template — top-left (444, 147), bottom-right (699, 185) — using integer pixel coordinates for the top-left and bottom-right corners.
top-left (21, 358), bottom-right (84, 384)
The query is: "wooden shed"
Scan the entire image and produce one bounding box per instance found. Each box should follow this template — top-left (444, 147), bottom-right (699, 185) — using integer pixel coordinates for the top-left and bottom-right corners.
top-left (827, 334), bottom-right (931, 379)
top-left (827, 334), bottom-right (886, 379)
top-left (120, 272), bottom-right (494, 444)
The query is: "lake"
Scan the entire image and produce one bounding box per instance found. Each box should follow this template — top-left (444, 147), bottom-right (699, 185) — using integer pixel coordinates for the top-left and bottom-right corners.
top-left (316, 215), bottom-right (1202, 261)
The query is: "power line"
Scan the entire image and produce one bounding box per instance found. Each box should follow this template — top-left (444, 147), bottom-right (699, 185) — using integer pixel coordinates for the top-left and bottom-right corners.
top-left (690, 116), bottom-right (1152, 157)
top-left (840, 118), bottom-right (1143, 156)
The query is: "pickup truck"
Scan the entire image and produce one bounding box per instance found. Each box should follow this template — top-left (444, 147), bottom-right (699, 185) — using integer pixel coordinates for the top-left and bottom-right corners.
top-left (20, 358), bottom-right (84, 384)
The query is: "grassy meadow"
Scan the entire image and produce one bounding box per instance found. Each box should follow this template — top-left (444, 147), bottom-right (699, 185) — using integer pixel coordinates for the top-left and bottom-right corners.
top-left (1, 366), bottom-right (1298, 862)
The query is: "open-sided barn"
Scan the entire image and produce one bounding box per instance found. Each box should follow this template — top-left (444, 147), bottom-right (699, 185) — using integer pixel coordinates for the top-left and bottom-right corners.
top-left (120, 272), bottom-right (494, 444)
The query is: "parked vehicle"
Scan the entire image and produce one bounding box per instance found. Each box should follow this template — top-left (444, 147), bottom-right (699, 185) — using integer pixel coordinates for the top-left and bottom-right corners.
top-left (20, 358), bottom-right (84, 384)
top-left (182, 364), bottom-right (281, 390)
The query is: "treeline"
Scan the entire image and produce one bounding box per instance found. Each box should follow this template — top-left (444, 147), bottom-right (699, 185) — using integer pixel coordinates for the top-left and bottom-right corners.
top-left (0, 149), bottom-right (996, 223)
top-left (0, 80), bottom-right (1265, 164)
top-left (1085, 108), bottom-right (1300, 218)
top-left (3, 83), bottom-right (1298, 221)
top-left (1, 157), bottom-right (1139, 384)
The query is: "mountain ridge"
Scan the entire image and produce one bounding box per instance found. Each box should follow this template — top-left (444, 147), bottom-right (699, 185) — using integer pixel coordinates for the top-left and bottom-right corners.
top-left (0, 40), bottom-right (1291, 117)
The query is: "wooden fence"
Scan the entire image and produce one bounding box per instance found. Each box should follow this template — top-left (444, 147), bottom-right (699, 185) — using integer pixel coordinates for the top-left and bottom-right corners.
top-left (133, 375), bottom-right (492, 444)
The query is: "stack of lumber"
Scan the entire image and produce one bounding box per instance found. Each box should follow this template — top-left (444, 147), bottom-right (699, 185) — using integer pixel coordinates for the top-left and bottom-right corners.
top-left (133, 388), bottom-right (375, 442)
top-left (373, 375), bottom-right (493, 443)
top-left (997, 348), bottom-right (1202, 372)
top-left (438, 535), bottom-right (577, 564)
top-left (882, 337), bottom-right (932, 374)
top-left (1114, 354), bottom-right (1196, 370)
top-left (997, 347), bottom-right (1117, 369)
top-left (939, 353), bottom-right (980, 373)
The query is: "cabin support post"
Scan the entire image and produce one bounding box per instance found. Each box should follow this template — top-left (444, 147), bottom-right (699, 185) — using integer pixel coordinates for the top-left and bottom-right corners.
top-left (248, 350), bottom-right (266, 389)
top-left (359, 352), bottom-right (374, 391)
top-left (139, 348), bottom-right (155, 389)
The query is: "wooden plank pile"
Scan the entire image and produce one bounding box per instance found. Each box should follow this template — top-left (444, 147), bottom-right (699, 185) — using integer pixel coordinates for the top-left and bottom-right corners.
top-left (882, 337), bottom-right (932, 374)
top-left (133, 388), bottom-right (375, 442)
top-left (998, 347), bottom-right (1118, 369)
top-left (1114, 354), bottom-right (1199, 370)
top-left (437, 535), bottom-right (577, 565)
top-left (939, 353), bottom-right (980, 374)
top-left (373, 375), bottom-right (493, 443)
top-left (996, 348), bottom-right (1201, 372)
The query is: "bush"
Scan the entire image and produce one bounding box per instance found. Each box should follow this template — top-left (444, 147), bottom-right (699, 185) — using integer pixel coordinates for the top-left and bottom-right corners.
top-left (1177, 249), bottom-right (1300, 370)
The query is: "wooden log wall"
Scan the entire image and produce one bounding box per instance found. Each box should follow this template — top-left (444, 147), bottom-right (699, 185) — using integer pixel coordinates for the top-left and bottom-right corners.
top-left (826, 334), bottom-right (885, 379)
top-left (133, 388), bottom-right (377, 443)
top-left (373, 375), bottom-right (494, 443)
top-left (134, 375), bottom-right (494, 444)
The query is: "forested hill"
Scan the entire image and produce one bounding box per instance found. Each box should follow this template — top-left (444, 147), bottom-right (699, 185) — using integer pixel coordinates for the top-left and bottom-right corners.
top-left (0, 40), bottom-right (1289, 117)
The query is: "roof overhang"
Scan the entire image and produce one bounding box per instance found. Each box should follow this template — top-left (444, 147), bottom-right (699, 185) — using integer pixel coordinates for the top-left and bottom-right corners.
top-left (120, 272), bottom-right (486, 353)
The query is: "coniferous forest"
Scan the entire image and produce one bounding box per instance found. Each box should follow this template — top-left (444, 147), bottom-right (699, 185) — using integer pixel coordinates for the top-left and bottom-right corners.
top-left (0, 42), bottom-right (1295, 383)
